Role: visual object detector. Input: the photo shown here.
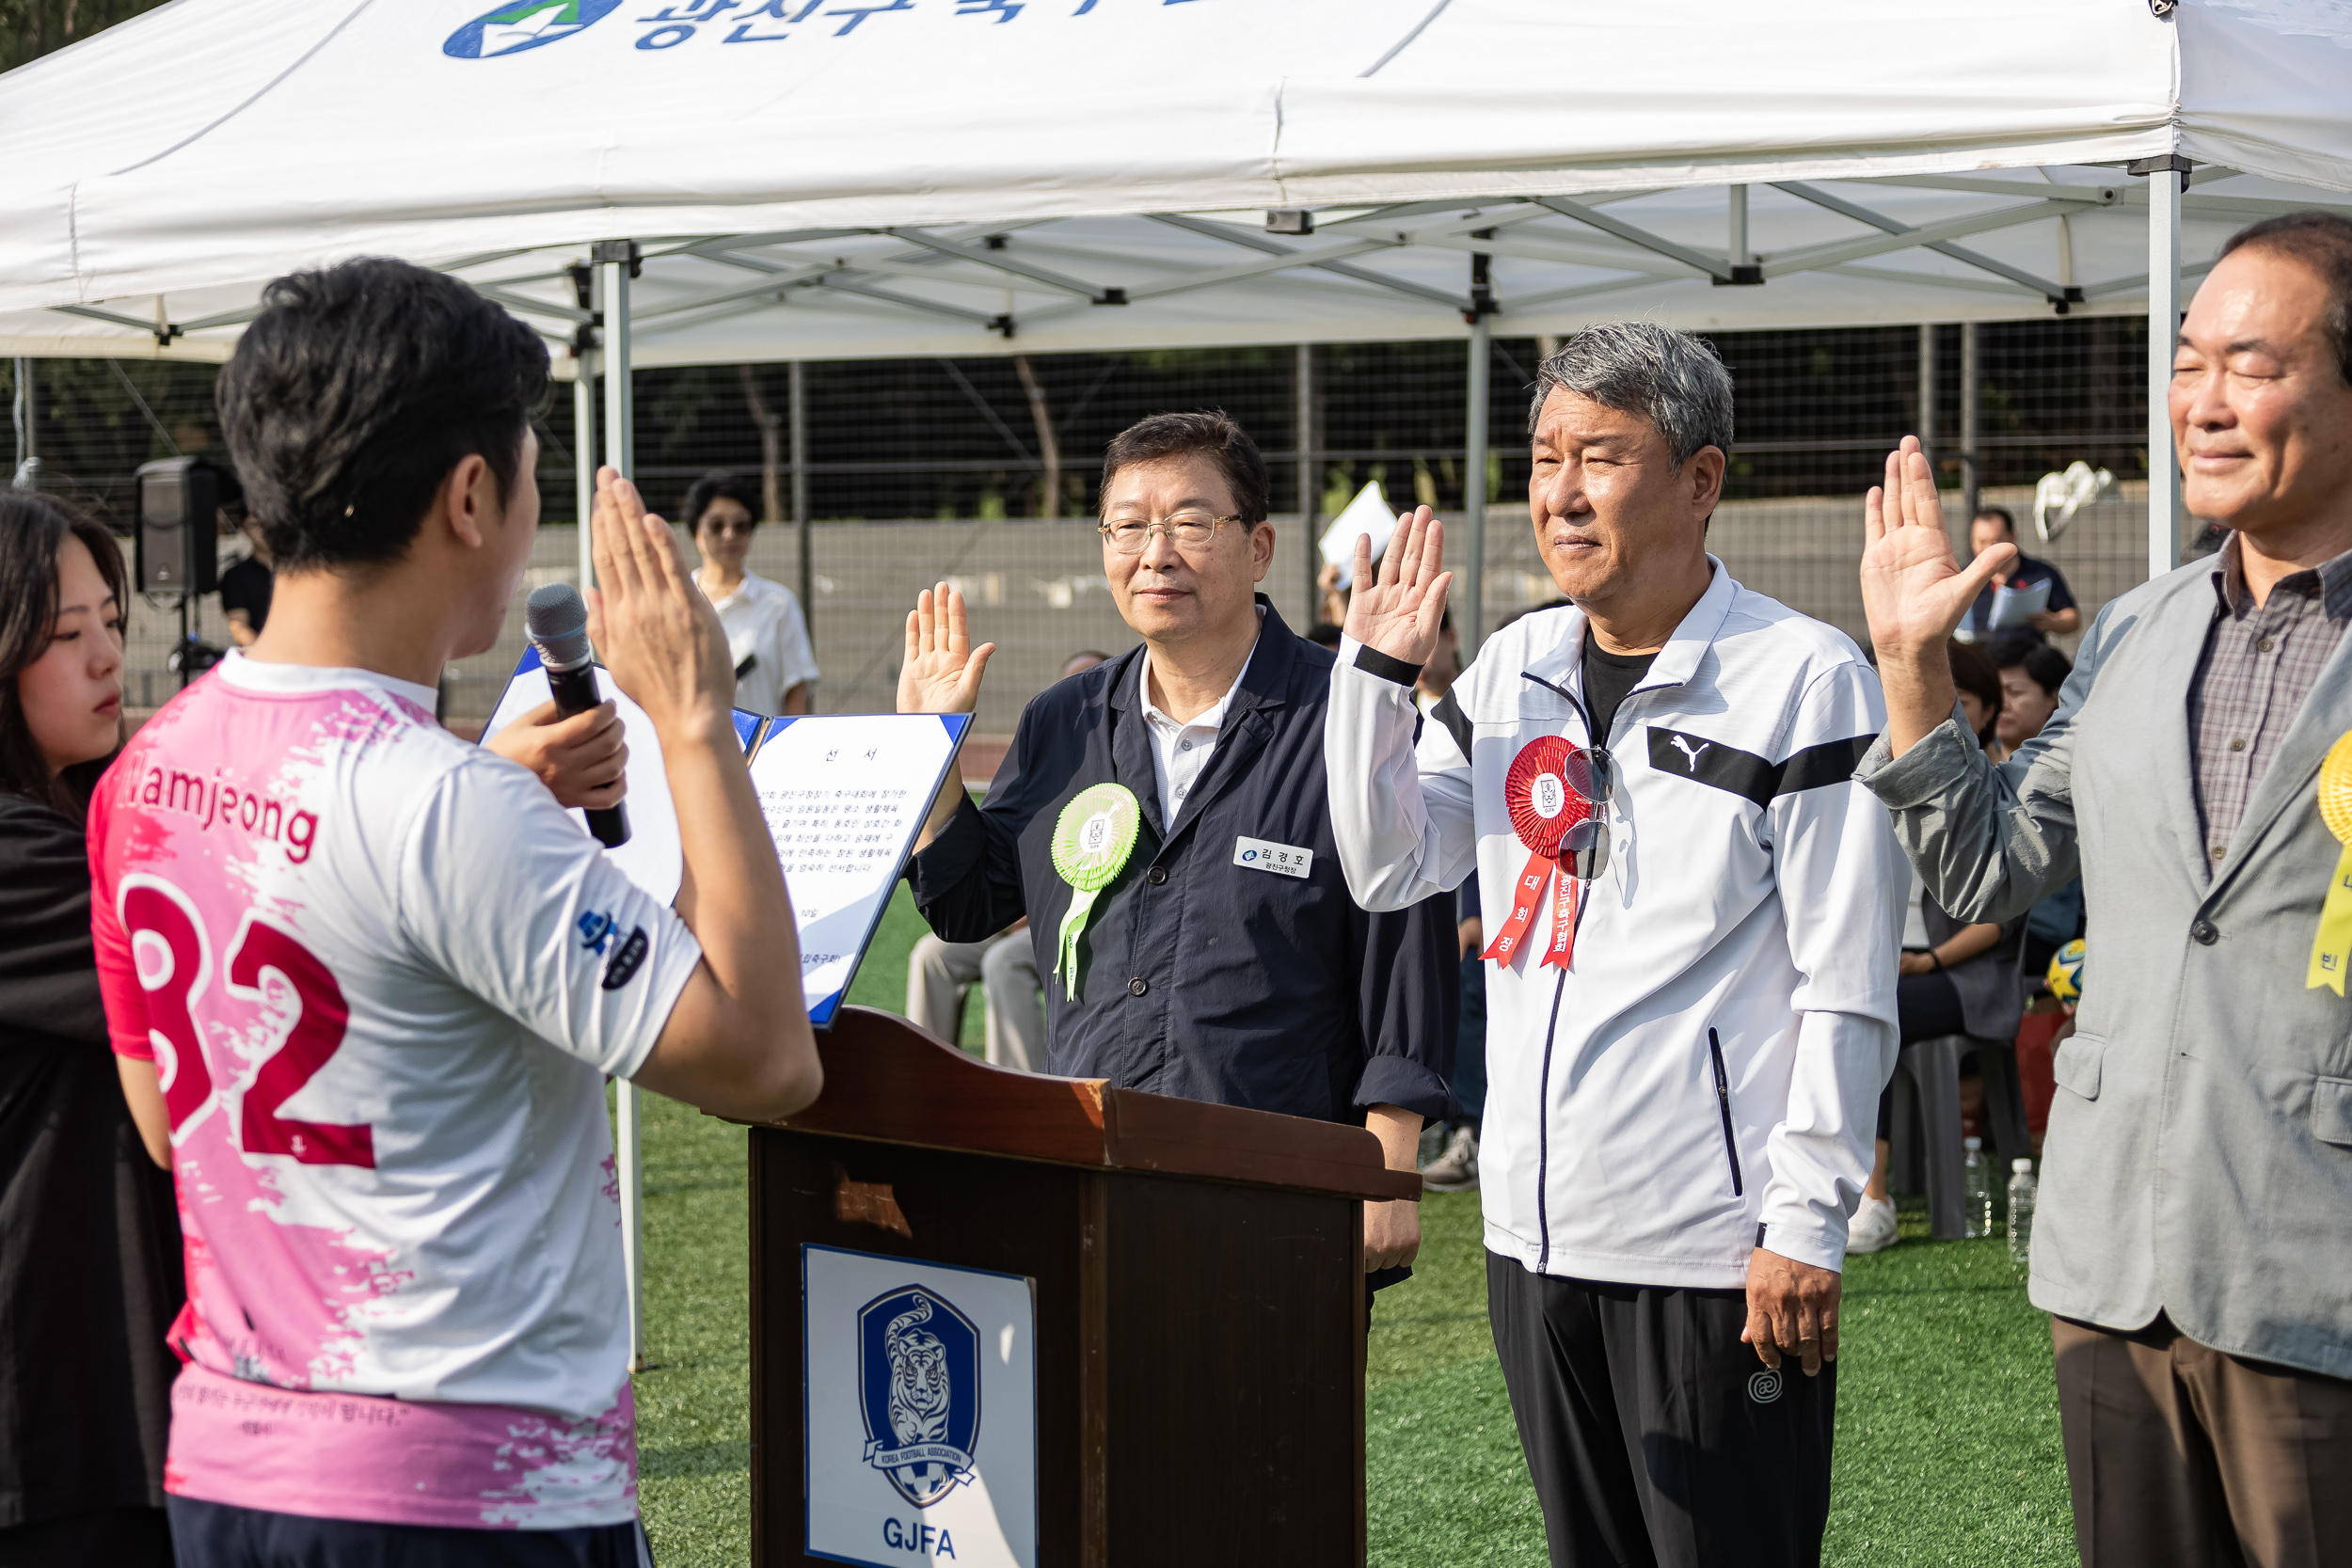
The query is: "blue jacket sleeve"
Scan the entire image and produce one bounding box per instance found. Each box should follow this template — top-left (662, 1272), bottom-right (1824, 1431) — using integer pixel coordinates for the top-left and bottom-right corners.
top-left (907, 711), bottom-right (1041, 943)
top-left (1351, 887), bottom-right (1458, 1122)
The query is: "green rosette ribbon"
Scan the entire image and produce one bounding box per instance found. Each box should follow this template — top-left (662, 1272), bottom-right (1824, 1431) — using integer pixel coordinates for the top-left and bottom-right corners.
top-left (1050, 782), bottom-right (1142, 1000)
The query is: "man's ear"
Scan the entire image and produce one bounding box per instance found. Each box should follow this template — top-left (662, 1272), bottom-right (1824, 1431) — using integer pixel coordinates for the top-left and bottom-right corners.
top-left (1251, 519), bottom-right (1276, 582)
top-left (1688, 446), bottom-right (1727, 519)
top-left (438, 453), bottom-right (496, 551)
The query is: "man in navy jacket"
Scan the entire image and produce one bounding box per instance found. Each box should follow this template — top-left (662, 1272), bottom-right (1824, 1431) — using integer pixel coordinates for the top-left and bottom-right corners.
top-left (898, 410), bottom-right (1454, 1277)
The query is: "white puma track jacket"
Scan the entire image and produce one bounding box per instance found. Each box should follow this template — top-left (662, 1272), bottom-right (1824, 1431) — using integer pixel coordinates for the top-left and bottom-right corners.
top-left (1328, 562), bottom-right (1902, 1286)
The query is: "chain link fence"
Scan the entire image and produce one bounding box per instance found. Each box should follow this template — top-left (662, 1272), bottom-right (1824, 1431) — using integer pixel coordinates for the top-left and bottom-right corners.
top-left (12, 314), bottom-right (2163, 733)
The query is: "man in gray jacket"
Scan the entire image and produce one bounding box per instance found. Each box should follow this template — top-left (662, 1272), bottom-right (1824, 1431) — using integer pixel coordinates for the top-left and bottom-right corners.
top-left (1857, 213), bottom-right (2352, 1565)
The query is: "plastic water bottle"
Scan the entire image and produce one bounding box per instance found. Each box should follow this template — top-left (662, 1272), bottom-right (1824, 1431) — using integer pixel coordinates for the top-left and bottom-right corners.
top-left (2008, 1158), bottom-right (2037, 1263)
top-left (1963, 1137), bottom-right (1992, 1239)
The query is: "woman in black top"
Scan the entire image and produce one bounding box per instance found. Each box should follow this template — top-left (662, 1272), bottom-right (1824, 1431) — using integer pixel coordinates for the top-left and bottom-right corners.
top-left (0, 494), bottom-right (181, 1567)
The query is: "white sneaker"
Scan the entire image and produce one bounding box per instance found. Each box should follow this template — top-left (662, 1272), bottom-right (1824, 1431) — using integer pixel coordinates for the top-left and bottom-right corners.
top-left (1849, 1194), bottom-right (1900, 1254)
top-left (1421, 1125), bottom-right (1480, 1192)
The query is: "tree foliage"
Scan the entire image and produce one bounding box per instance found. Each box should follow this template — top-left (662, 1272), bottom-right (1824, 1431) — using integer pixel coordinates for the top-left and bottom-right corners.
top-left (2, 0), bottom-right (172, 74)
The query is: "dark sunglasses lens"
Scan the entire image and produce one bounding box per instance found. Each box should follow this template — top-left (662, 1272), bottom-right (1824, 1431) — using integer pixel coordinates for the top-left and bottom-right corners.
top-left (1562, 748), bottom-right (1611, 803)
top-left (1570, 827), bottom-right (1610, 879)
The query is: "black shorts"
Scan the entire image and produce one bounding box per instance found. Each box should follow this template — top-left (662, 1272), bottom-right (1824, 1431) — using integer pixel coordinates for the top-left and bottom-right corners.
top-left (165, 1497), bottom-right (652, 1568)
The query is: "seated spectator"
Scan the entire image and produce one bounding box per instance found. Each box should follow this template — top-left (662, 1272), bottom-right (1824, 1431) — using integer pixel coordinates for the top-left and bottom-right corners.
top-left (1991, 637), bottom-right (2085, 977)
top-left (906, 927), bottom-right (1045, 1071)
top-left (1988, 635), bottom-right (2071, 765)
top-left (1955, 504), bottom-right (2080, 643)
top-left (1851, 642), bottom-right (2023, 1252)
top-left (683, 470), bottom-right (819, 716)
top-left (904, 651), bottom-right (1107, 1072)
top-left (1948, 637), bottom-right (2004, 752)
top-left (0, 494), bottom-right (181, 1566)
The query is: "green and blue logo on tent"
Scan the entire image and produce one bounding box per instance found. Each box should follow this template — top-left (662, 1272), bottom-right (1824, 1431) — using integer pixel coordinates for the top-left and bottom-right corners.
top-left (443, 0), bottom-right (620, 57)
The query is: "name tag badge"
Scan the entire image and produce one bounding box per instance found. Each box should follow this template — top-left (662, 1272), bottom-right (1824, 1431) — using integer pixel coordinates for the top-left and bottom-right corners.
top-left (1234, 836), bottom-right (1313, 879)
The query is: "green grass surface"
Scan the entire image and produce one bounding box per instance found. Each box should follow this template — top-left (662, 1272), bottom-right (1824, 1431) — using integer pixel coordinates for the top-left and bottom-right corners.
top-left (630, 889), bottom-right (2074, 1564)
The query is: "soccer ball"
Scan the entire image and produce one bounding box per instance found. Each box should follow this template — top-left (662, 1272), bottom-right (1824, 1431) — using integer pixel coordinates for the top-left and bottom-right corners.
top-left (2047, 938), bottom-right (2086, 1004)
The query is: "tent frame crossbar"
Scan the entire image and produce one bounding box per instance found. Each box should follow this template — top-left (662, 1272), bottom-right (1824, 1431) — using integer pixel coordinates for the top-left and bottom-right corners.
top-left (1772, 182), bottom-right (2080, 307)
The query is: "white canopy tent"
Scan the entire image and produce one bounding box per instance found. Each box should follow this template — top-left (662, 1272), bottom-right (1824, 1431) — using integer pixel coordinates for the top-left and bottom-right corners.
top-left (8, 0), bottom-right (2352, 590)
top-left (11, 0), bottom-right (2352, 1359)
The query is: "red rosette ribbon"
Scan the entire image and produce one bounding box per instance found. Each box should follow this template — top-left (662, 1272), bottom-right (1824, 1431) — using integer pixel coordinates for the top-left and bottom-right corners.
top-left (1481, 736), bottom-right (1600, 972)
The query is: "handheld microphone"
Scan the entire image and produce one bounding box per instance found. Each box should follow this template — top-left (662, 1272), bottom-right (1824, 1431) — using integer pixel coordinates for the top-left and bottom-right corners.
top-left (524, 583), bottom-right (630, 849)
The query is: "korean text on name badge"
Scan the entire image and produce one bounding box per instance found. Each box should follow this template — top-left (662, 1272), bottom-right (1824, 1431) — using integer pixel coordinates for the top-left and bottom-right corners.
top-left (1233, 837), bottom-right (1312, 879)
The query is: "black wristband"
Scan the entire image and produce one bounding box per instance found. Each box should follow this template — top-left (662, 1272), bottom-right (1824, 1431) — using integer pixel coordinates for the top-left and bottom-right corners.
top-left (1930, 950), bottom-right (1946, 972)
top-left (1352, 642), bottom-right (1421, 687)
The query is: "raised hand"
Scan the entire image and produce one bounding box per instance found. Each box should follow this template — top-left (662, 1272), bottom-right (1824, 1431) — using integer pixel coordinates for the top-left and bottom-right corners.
top-left (585, 466), bottom-right (735, 737)
top-left (1343, 506), bottom-right (1454, 667)
top-left (898, 582), bottom-right (994, 716)
top-left (1859, 436), bottom-right (2015, 663)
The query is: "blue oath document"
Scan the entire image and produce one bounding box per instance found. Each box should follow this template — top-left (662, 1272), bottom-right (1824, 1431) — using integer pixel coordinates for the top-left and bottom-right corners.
top-left (485, 647), bottom-right (972, 1024)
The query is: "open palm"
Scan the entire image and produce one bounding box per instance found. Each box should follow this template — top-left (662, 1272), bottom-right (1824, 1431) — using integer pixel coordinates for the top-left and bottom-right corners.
top-left (898, 582), bottom-right (993, 716)
top-left (1343, 505), bottom-right (1454, 667)
top-left (1859, 437), bottom-right (2016, 658)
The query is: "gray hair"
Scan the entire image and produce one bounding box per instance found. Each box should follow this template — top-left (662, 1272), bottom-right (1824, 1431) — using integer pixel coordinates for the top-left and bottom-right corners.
top-left (1526, 322), bottom-right (1735, 472)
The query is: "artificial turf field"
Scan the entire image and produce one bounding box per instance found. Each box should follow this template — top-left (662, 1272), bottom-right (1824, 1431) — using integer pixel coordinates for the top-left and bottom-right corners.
top-left (628, 887), bottom-right (2076, 1565)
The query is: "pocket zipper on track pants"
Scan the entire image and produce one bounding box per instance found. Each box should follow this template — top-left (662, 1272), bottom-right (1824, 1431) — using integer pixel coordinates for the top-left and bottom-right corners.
top-left (1708, 1027), bottom-right (1743, 1197)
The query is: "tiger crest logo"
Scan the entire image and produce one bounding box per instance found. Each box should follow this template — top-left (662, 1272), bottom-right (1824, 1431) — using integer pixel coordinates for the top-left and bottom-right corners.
top-left (858, 1287), bottom-right (981, 1508)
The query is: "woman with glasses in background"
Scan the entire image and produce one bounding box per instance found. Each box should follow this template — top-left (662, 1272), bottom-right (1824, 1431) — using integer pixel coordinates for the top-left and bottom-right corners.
top-left (683, 469), bottom-right (819, 716)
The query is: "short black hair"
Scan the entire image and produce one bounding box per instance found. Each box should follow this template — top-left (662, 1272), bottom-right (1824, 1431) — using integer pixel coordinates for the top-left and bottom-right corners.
top-left (2219, 211), bottom-right (2352, 387)
top-left (1990, 635), bottom-right (2074, 699)
top-left (1947, 638), bottom-right (2004, 748)
top-left (1100, 410), bottom-right (1269, 525)
top-left (1974, 505), bottom-right (2018, 537)
top-left (681, 470), bottom-right (763, 532)
top-left (1305, 622), bottom-right (1344, 648)
top-left (217, 258), bottom-right (548, 572)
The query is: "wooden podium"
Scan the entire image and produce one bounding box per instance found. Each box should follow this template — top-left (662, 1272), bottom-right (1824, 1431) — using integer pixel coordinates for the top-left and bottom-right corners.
top-left (747, 1006), bottom-right (1421, 1568)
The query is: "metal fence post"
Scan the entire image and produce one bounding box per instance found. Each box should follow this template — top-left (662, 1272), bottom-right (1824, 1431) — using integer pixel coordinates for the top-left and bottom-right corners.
top-left (594, 238), bottom-right (644, 1373)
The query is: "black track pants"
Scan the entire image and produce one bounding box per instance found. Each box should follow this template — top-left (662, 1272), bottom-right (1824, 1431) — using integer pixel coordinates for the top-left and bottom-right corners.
top-left (1486, 1252), bottom-right (1836, 1568)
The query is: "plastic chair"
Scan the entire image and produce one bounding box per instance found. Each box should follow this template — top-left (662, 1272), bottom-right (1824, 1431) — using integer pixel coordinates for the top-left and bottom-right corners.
top-left (1888, 1035), bottom-right (2032, 1240)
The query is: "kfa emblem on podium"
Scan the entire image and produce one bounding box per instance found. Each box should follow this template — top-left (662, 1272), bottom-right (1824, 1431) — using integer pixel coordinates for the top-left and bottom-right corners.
top-left (858, 1287), bottom-right (983, 1508)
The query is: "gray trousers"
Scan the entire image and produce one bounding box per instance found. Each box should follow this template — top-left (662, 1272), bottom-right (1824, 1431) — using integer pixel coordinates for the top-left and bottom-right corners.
top-left (905, 930), bottom-right (1048, 1073)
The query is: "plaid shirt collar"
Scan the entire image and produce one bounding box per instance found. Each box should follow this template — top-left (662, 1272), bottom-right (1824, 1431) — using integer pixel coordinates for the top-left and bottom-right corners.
top-left (2210, 530), bottom-right (2352, 623)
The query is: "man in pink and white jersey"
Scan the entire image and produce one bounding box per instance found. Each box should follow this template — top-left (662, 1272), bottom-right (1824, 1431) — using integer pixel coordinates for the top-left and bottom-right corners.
top-left (88, 259), bottom-right (822, 1567)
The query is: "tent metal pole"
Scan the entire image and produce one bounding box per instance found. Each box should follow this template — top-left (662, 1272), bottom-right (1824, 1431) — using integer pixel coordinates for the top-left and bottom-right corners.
top-left (10, 357), bottom-right (35, 491)
top-left (1916, 323), bottom-right (1936, 467)
top-left (790, 360), bottom-right (811, 644)
top-left (2146, 169), bottom-right (2183, 579)
top-left (574, 362), bottom-right (596, 589)
top-left (1728, 184), bottom-right (1750, 268)
top-left (596, 241), bottom-right (644, 1373)
top-left (1463, 313), bottom-right (1490, 657)
top-left (1959, 322), bottom-right (1979, 522)
top-left (1296, 343), bottom-right (1316, 626)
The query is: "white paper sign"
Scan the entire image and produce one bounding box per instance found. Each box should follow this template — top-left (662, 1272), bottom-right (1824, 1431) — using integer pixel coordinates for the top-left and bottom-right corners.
top-left (480, 661), bottom-right (685, 906)
top-left (803, 1244), bottom-right (1038, 1568)
top-left (1985, 576), bottom-right (2051, 630)
top-left (750, 714), bottom-right (965, 1024)
top-left (1316, 479), bottom-right (1394, 589)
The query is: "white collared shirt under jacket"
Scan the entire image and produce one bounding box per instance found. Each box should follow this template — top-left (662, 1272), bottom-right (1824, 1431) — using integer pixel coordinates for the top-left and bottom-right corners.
top-left (1138, 632), bottom-right (1257, 827)
top-left (1326, 561), bottom-right (1903, 1286)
